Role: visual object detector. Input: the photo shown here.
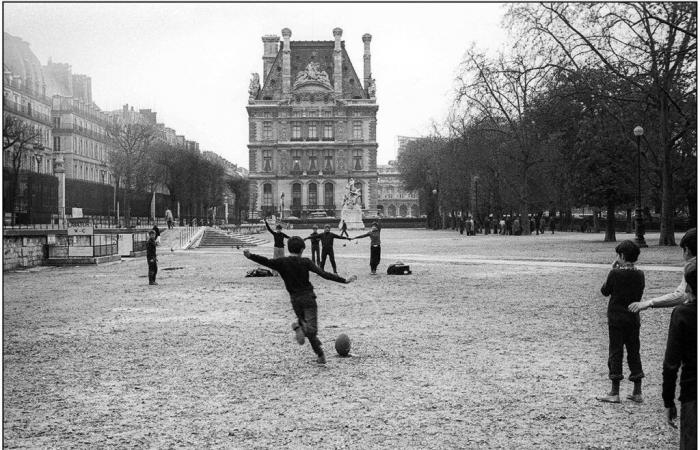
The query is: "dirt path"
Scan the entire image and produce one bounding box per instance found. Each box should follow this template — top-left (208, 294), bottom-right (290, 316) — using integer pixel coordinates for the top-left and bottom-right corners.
top-left (3, 230), bottom-right (686, 448)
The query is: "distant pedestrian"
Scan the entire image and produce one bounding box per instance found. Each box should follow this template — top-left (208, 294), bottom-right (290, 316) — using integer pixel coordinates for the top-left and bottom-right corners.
top-left (352, 222), bottom-right (382, 275)
top-left (506, 216), bottom-right (513, 235)
top-left (597, 240), bottom-right (645, 404)
top-left (466, 218), bottom-right (473, 236)
top-left (661, 260), bottom-right (696, 448)
top-left (539, 215), bottom-right (546, 235)
top-left (340, 220), bottom-right (349, 238)
top-left (146, 230), bottom-right (158, 285)
top-left (550, 217), bottom-right (556, 234)
top-left (165, 209), bottom-right (174, 229)
top-left (303, 225), bottom-right (322, 266)
top-left (513, 217), bottom-right (521, 236)
top-left (320, 224), bottom-right (350, 274)
top-left (499, 217), bottom-right (506, 235)
top-left (265, 218), bottom-right (290, 258)
top-left (459, 217), bottom-right (465, 235)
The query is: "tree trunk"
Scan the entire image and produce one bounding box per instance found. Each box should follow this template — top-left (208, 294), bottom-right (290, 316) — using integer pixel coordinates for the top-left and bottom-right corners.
top-left (124, 175), bottom-right (132, 227)
top-left (626, 208), bottom-right (632, 233)
top-left (604, 200), bottom-right (616, 242)
top-left (659, 141), bottom-right (676, 245)
top-left (520, 167), bottom-right (530, 235)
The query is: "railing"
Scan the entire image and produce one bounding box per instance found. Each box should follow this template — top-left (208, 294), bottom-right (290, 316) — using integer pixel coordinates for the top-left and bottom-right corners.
top-left (4, 101), bottom-right (52, 125)
top-left (5, 81), bottom-right (52, 104)
top-left (54, 124), bottom-right (108, 142)
top-left (179, 226), bottom-right (204, 248)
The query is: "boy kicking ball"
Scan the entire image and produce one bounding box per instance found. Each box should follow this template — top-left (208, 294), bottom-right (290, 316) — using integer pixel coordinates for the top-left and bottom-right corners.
top-left (243, 236), bottom-right (357, 364)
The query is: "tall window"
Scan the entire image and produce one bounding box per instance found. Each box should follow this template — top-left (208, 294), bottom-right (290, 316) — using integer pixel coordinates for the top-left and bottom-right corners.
top-left (324, 183), bottom-right (334, 207)
top-left (323, 122), bottom-right (333, 140)
top-left (353, 149), bottom-right (363, 170)
top-left (292, 183), bottom-right (302, 208)
top-left (263, 121), bottom-right (272, 140)
top-left (291, 150), bottom-right (302, 172)
top-left (307, 122), bottom-right (318, 140)
top-left (53, 136), bottom-right (61, 152)
top-left (263, 149), bottom-right (272, 171)
top-left (308, 183), bottom-right (318, 207)
top-left (291, 122), bottom-right (301, 140)
top-left (263, 183), bottom-right (273, 206)
top-left (353, 121), bottom-right (363, 139)
top-left (308, 150), bottom-right (318, 172)
top-left (323, 150), bottom-right (334, 172)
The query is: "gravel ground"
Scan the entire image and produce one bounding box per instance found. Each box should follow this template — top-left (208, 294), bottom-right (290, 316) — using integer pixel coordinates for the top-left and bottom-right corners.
top-left (3, 229), bottom-right (688, 449)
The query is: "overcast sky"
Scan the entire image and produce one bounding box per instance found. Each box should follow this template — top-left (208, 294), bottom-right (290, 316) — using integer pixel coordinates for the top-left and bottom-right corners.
top-left (4, 3), bottom-right (510, 168)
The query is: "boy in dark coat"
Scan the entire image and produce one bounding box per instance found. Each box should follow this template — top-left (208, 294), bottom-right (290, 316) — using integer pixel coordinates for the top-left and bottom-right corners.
top-left (598, 240), bottom-right (645, 403)
top-left (243, 237), bottom-right (357, 364)
top-left (320, 224), bottom-right (350, 274)
top-left (265, 218), bottom-right (289, 258)
top-left (352, 222), bottom-right (382, 275)
top-left (146, 230), bottom-right (158, 285)
top-left (303, 225), bottom-right (322, 266)
top-left (662, 260), bottom-right (696, 448)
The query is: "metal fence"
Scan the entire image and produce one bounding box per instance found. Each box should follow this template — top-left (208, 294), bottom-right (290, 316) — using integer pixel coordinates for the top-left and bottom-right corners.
top-left (47, 234), bottom-right (118, 258)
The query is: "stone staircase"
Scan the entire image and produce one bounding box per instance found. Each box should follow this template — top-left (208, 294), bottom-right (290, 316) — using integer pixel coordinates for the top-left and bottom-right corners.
top-left (196, 228), bottom-right (267, 248)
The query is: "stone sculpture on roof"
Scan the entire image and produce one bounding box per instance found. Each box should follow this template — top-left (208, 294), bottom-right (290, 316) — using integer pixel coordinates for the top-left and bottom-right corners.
top-left (293, 62), bottom-right (331, 89)
top-left (248, 73), bottom-right (260, 102)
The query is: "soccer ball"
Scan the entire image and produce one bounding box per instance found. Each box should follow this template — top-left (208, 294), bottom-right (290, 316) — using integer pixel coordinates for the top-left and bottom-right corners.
top-left (335, 333), bottom-right (351, 357)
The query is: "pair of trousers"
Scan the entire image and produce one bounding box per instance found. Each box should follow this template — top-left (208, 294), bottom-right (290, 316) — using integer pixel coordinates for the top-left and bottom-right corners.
top-left (310, 246), bottom-right (320, 266)
top-left (290, 292), bottom-right (323, 356)
top-left (607, 315), bottom-right (644, 381)
top-left (321, 249), bottom-right (337, 273)
top-left (148, 260), bottom-right (158, 284)
top-left (370, 245), bottom-right (381, 272)
top-left (681, 400), bottom-right (697, 450)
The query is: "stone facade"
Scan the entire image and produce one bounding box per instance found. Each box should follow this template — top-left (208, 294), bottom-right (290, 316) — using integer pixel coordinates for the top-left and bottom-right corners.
top-left (247, 28), bottom-right (378, 220)
top-left (377, 160), bottom-right (420, 218)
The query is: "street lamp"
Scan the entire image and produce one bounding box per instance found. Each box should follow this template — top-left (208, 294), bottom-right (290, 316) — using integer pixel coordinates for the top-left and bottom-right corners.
top-left (432, 188), bottom-right (439, 230)
top-left (633, 125), bottom-right (647, 248)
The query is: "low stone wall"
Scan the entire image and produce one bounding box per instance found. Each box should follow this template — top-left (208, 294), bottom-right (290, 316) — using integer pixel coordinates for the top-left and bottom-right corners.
top-left (3, 234), bottom-right (49, 271)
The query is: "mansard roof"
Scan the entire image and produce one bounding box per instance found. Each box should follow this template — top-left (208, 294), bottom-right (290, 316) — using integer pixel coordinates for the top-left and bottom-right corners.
top-left (257, 40), bottom-right (367, 101)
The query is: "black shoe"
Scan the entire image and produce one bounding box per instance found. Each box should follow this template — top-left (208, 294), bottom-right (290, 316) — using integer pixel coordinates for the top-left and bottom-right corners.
top-left (317, 354), bottom-right (326, 364)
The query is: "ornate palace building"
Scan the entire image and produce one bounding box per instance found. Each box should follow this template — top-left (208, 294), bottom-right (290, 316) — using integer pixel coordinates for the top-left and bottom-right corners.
top-left (377, 159), bottom-right (420, 218)
top-left (247, 27), bottom-right (379, 220)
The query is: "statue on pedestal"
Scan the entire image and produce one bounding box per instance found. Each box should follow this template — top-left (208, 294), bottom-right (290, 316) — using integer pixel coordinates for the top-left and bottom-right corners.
top-left (340, 177), bottom-right (365, 230)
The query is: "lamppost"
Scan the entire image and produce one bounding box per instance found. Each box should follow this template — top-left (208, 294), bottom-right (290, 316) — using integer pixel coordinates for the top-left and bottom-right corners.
top-left (633, 125), bottom-right (647, 248)
top-left (432, 188), bottom-right (439, 230)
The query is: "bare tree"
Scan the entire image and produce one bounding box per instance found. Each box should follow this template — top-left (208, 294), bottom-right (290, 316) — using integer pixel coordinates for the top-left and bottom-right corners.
top-left (508, 2), bottom-right (697, 245)
top-left (455, 49), bottom-right (559, 234)
top-left (3, 114), bottom-right (44, 224)
top-left (106, 121), bottom-right (156, 227)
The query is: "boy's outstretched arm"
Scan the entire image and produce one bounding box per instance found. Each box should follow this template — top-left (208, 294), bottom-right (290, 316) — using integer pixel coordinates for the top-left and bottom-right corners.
top-left (243, 249), bottom-right (280, 271)
top-left (307, 260), bottom-right (355, 284)
top-left (353, 232), bottom-right (370, 240)
top-left (264, 219), bottom-right (274, 235)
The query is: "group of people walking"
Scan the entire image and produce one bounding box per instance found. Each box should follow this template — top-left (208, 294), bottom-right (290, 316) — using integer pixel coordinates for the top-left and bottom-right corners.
top-left (455, 214), bottom-right (556, 236)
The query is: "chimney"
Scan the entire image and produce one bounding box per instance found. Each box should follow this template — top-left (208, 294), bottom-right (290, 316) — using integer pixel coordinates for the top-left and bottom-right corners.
top-left (262, 34), bottom-right (280, 78)
top-left (333, 27), bottom-right (343, 96)
top-left (362, 34), bottom-right (372, 92)
top-left (281, 28), bottom-right (292, 95)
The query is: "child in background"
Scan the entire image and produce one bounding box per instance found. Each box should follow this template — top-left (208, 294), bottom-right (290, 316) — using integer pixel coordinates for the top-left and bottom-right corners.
top-left (598, 240), bottom-right (645, 403)
top-left (303, 225), bottom-right (322, 266)
top-left (352, 222), bottom-right (382, 275)
top-left (265, 218), bottom-right (289, 258)
top-left (243, 237), bottom-right (356, 364)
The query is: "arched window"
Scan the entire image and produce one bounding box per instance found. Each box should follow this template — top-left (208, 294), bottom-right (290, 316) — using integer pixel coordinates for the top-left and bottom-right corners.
top-left (308, 183), bottom-right (318, 207)
top-left (388, 205), bottom-right (396, 217)
top-left (377, 205), bottom-right (384, 216)
top-left (399, 205), bottom-right (408, 217)
top-left (410, 204), bottom-right (419, 218)
top-left (324, 182), bottom-right (334, 208)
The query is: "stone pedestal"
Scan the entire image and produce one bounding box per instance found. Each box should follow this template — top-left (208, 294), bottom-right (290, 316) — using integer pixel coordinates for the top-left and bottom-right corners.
top-left (340, 205), bottom-right (364, 230)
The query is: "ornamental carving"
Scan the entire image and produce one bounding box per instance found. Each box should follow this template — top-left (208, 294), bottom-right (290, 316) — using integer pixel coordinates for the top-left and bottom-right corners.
top-left (248, 73), bottom-right (260, 102)
top-left (293, 62), bottom-right (331, 89)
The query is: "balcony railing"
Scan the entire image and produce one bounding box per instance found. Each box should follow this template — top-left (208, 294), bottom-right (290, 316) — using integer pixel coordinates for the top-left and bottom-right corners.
top-left (5, 80), bottom-right (52, 104)
top-left (259, 204), bottom-right (338, 219)
top-left (54, 124), bottom-right (108, 142)
top-left (3, 101), bottom-right (52, 125)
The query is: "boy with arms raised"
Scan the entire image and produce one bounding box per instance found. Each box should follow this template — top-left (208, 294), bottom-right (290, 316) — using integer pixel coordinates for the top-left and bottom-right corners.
top-left (243, 236), bottom-right (357, 364)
